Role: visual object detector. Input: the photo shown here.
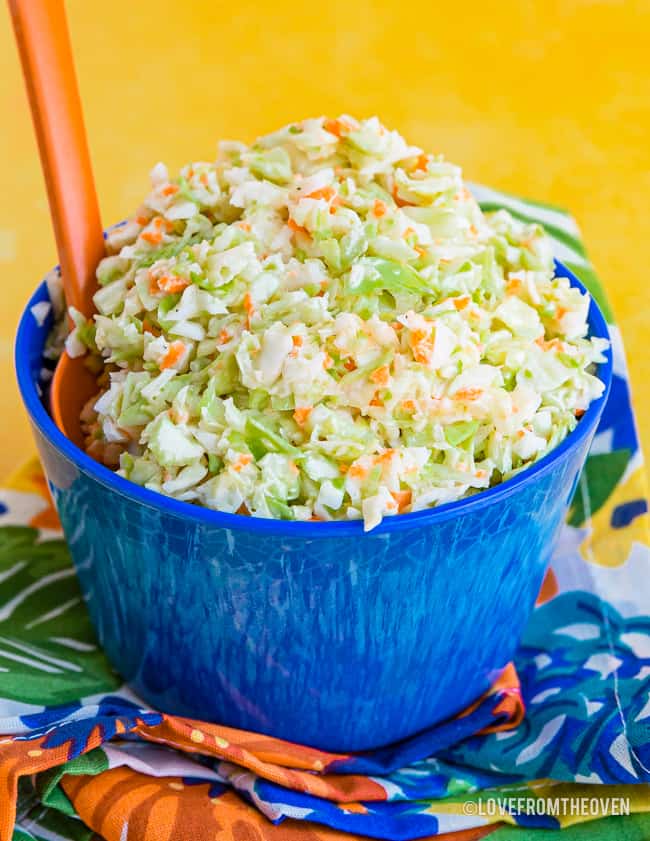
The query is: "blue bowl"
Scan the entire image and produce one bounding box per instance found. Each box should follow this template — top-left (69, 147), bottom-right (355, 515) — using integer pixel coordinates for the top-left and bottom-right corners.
top-left (15, 260), bottom-right (612, 751)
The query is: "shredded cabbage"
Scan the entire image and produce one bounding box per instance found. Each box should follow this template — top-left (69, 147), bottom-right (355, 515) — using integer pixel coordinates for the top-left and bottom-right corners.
top-left (77, 116), bottom-right (608, 530)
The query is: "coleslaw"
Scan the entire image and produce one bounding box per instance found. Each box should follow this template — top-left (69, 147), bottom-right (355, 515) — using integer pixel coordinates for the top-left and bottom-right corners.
top-left (73, 116), bottom-right (608, 530)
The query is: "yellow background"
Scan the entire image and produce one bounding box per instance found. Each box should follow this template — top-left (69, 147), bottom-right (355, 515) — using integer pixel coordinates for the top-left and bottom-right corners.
top-left (1, 0), bottom-right (648, 478)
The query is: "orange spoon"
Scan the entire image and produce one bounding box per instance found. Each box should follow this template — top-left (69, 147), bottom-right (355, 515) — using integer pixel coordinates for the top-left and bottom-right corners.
top-left (9, 0), bottom-right (104, 448)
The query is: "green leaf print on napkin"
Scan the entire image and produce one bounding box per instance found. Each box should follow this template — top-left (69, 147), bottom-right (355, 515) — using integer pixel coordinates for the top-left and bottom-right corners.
top-left (568, 450), bottom-right (631, 527)
top-left (0, 526), bottom-right (119, 705)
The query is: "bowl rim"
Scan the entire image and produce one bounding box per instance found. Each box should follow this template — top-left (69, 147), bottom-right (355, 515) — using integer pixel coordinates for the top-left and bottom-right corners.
top-left (15, 259), bottom-right (613, 537)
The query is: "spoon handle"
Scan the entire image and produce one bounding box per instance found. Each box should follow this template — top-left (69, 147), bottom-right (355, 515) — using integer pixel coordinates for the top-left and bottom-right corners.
top-left (8, 0), bottom-right (104, 315)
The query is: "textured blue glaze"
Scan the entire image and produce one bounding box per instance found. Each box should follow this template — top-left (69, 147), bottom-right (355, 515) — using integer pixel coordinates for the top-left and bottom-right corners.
top-left (15, 262), bottom-right (612, 751)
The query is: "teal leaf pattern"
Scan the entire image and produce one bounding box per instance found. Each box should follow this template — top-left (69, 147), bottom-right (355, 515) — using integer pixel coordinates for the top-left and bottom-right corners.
top-left (568, 450), bottom-right (631, 527)
top-left (0, 526), bottom-right (119, 705)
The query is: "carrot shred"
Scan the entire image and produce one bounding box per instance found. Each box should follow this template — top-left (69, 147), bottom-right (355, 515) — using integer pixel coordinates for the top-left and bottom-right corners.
top-left (156, 274), bottom-right (190, 294)
top-left (292, 335), bottom-right (303, 347)
top-left (306, 186), bottom-right (336, 201)
top-left (243, 292), bottom-right (255, 325)
top-left (141, 230), bottom-right (163, 245)
top-left (348, 464), bottom-right (368, 479)
top-left (414, 153), bottom-right (429, 172)
top-left (343, 358), bottom-right (357, 372)
top-left (159, 341), bottom-right (185, 370)
top-left (162, 184), bottom-right (179, 196)
top-left (287, 218), bottom-right (309, 236)
top-left (454, 387), bottom-right (483, 400)
top-left (293, 407), bottom-right (312, 427)
top-left (232, 453), bottom-right (253, 472)
top-left (324, 118), bottom-right (351, 138)
top-left (391, 489), bottom-right (412, 512)
top-left (369, 365), bottom-right (390, 386)
top-left (391, 183), bottom-right (415, 208)
top-left (373, 199), bottom-right (387, 218)
top-left (142, 318), bottom-right (161, 337)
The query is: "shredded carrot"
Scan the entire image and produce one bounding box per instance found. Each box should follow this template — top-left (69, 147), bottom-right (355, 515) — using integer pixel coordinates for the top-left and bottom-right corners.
top-left (391, 489), bottom-right (412, 512)
top-left (200, 172), bottom-right (209, 186)
top-left (243, 292), bottom-right (255, 326)
top-left (236, 503), bottom-right (250, 515)
top-left (413, 342), bottom-right (433, 363)
top-left (306, 185), bottom-right (336, 201)
top-left (343, 358), bottom-right (357, 372)
top-left (292, 335), bottom-right (303, 347)
top-left (135, 215), bottom-right (149, 226)
top-left (237, 221), bottom-right (252, 232)
top-left (287, 218), bottom-right (309, 236)
top-left (403, 227), bottom-right (416, 239)
top-left (329, 196), bottom-right (342, 214)
top-left (414, 153), bottom-right (429, 172)
top-left (401, 399), bottom-right (416, 412)
top-left (162, 184), bottom-right (179, 196)
top-left (506, 278), bottom-right (522, 294)
top-left (323, 352), bottom-right (334, 369)
top-left (288, 461), bottom-right (300, 475)
top-left (153, 216), bottom-right (173, 231)
top-left (232, 454), bottom-right (253, 472)
top-left (369, 365), bottom-right (390, 386)
top-left (410, 328), bottom-right (429, 345)
top-left (142, 318), bottom-right (161, 337)
top-left (391, 183), bottom-right (415, 208)
top-left (369, 396), bottom-right (384, 407)
top-left (293, 407), bottom-right (312, 427)
top-left (159, 341), bottom-right (185, 370)
top-left (536, 336), bottom-right (564, 351)
top-left (373, 199), bottom-right (387, 218)
top-left (376, 450), bottom-right (395, 465)
top-left (454, 387), bottom-right (483, 400)
top-left (469, 224), bottom-right (479, 237)
top-left (348, 464), bottom-right (368, 479)
top-left (556, 306), bottom-right (567, 319)
top-left (156, 274), bottom-right (190, 294)
top-left (575, 408), bottom-right (585, 418)
top-left (415, 245), bottom-right (427, 257)
top-left (141, 230), bottom-right (163, 246)
top-left (339, 463), bottom-right (349, 474)
top-left (218, 329), bottom-right (231, 344)
top-left (323, 118), bottom-right (351, 138)
top-left (391, 321), bottom-right (403, 331)
top-left (453, 295), bottom-right (471, 311)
